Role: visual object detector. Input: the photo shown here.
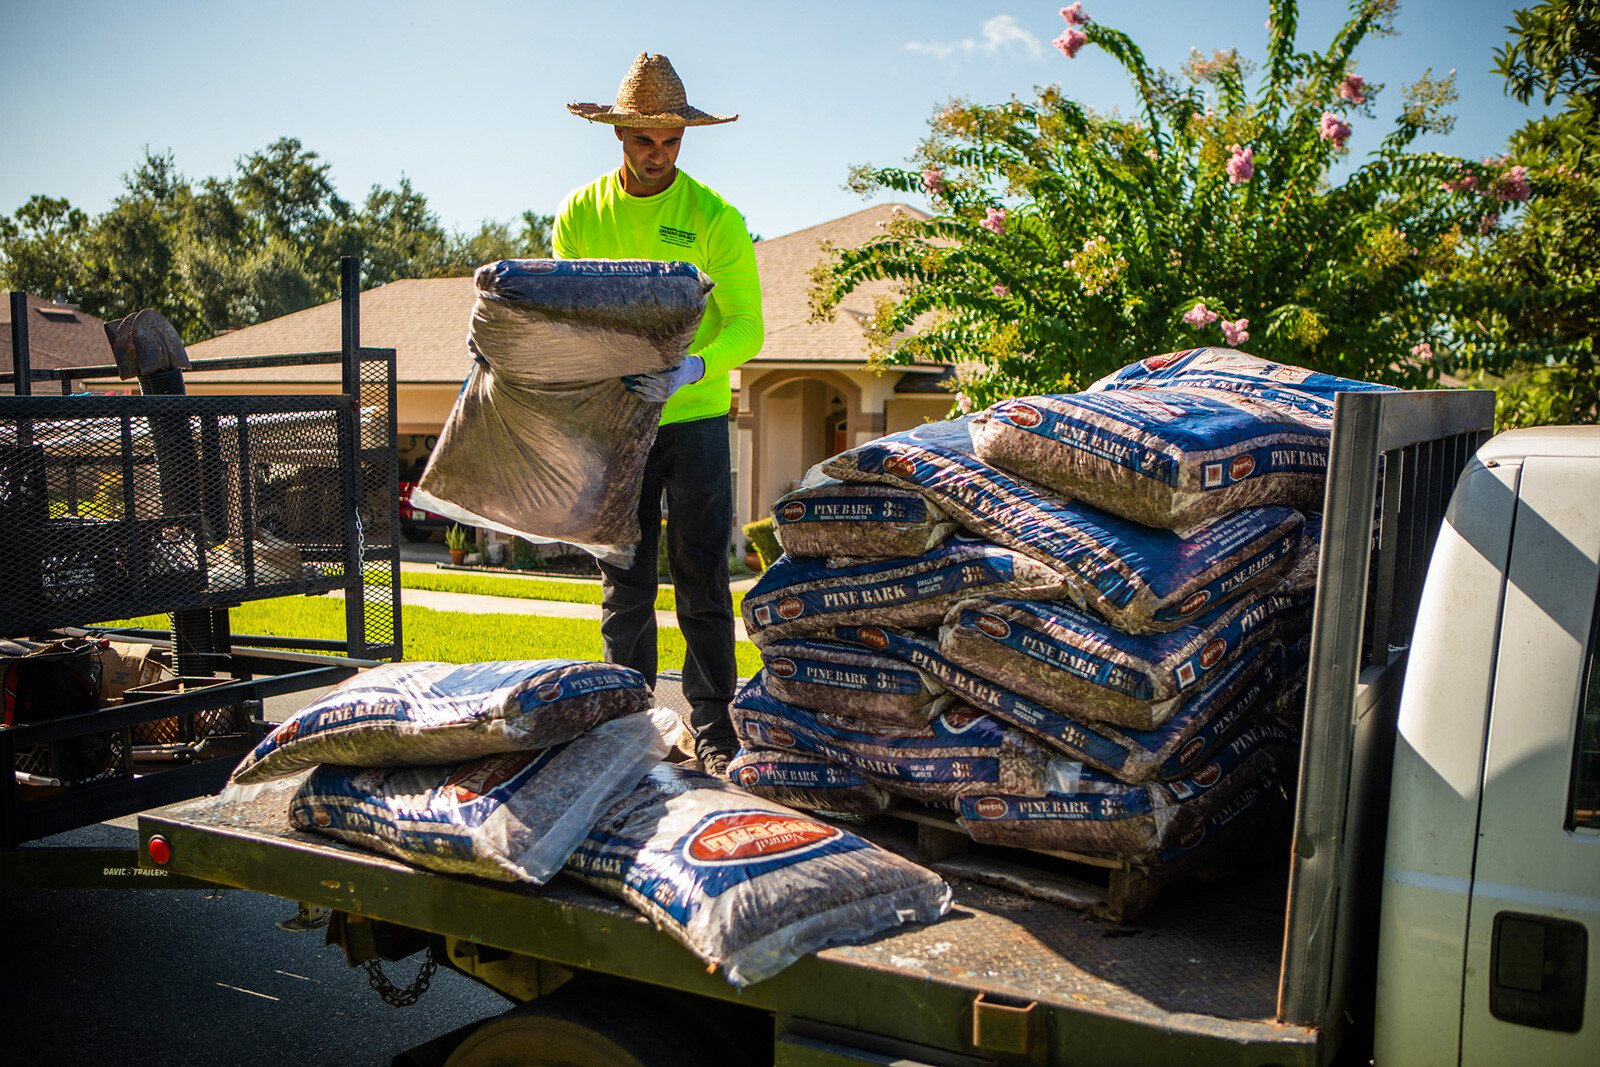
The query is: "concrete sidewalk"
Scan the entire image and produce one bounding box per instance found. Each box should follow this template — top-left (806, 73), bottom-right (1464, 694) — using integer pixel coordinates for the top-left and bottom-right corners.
top-left (361, 547), bottom-right (757, 641)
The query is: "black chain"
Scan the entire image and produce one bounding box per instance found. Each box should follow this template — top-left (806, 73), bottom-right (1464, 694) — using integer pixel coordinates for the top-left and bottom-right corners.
top-left (363, 946), bottom-right (437, 1007)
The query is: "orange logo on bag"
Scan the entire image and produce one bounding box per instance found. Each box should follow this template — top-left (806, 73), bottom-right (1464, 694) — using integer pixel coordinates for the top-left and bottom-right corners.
top-left (687, 812), bottom-right (840, 862)
top-left (444, 752), bottom-right (532, 803)
top-left (310, 806), bottom-right (331, 827)
top-left (779, 501), bottom-right (806, 522)
top-left (1177, 823), bottom-right (1207, 850)
top-left (1199, 638), bottom-right (1229, 669)
top-left (1143, 352), bottom-right (1181, 370)
top-left (768, 658), bottom-right (797, 678)
top-left (883, 456), bottom-right (917, 479)
top-left (1229, 454), bottom-right (1256, 480)
top-left (1178, 737), bottom-right (1206, 766)
top-left (767, 725), bottom-right (796, 748)
top-left (536, 683), bottom-right (563, 702)
top-left (1004, 402), bottom-right (1043, 429)
top-left (973, 796), bottom-right (1009, 819)
top-left (974, 613), bottom-right (1011, 639)
top-left (858, 627), bottom-right (889, 650)
top-left (738, 766), bottom-right (760, 787)
top-left (1179, 590), bottom-right (1211, 616)
top-left (776, 598), bottom-right (804, 620)
top-left (1191, 762), bottom-right (1222, 788)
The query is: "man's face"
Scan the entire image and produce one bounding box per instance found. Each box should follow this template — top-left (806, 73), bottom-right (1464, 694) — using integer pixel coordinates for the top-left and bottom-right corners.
top-left (616, 126), bottom-right (683, 195)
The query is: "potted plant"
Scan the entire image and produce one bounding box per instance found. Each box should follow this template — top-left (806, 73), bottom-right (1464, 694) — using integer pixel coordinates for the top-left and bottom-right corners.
top-left (742, 539), bottom-right (761, 571)
top-left (444, 524), bottom-right (473, 565)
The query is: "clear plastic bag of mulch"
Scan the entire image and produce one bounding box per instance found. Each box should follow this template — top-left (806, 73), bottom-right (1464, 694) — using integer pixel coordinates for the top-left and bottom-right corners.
top-left (412, 259), bottom-right (712, 566)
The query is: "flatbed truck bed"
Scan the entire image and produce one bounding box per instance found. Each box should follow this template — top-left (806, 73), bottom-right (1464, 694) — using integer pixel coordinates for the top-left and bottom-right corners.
top-left (140, 776), bottom-right (1313, 1066)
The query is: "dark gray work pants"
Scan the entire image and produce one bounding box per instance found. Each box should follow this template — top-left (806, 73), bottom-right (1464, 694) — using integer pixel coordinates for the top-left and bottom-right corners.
top-left (596, 415), bottom-right (739, 761)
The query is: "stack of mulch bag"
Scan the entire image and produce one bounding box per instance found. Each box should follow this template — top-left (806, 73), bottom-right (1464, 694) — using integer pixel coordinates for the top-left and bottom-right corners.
top-left (734, 348), bottom-right (1392, 871)
top-left (229, 658), bottom-right (950, 987)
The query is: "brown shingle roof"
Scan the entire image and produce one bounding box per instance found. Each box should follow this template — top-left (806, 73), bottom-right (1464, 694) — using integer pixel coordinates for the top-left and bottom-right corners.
top-left (181, 276), bottom-right (479, 384)
top-left (752, 202), bottom-right (934, 364)
top-left (1, 295), bottom-right (114, 392)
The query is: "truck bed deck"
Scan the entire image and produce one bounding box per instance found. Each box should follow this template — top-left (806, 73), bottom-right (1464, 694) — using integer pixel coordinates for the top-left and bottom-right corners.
top-left (140, 779), bottom-right (1318, 1065)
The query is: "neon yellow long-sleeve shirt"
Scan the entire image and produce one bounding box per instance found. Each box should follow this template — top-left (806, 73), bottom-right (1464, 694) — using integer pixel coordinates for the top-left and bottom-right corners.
top-left (552, 169), bottom-right (764, 426)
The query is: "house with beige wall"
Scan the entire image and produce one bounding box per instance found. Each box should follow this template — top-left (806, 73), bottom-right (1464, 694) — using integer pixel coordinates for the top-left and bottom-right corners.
top-left (113, 202), bottom-right (953, 538)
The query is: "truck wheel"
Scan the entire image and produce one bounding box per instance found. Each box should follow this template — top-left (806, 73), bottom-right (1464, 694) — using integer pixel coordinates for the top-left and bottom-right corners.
top-left (442, 989), bottom-right (702, 1067)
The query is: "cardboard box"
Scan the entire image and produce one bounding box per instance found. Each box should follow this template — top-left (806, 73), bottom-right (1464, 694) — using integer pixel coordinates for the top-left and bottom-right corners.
top-left (99, 641), bottom-right (166, 705)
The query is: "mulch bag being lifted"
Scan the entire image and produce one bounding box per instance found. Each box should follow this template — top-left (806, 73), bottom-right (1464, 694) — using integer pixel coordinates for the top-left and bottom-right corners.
top-left (727, 747), bottom-right (894, 816)
top-left (289, 708), bottom-right (676, 885)
top-left (412, 259), bottom-right (712, 566)
top-left (822, 418), bottom-right (1303, 634)
top-left (231, 659), bottom-right (650, 784)
top-left (742, 536), bottom-right (1070, 647)
top-left (564, 763), bottom-right (952, 987)
top-left (772, 480), bottom-right (957, 559)
top-left (973, 388), bottom-right (1333, 532)
top-left (733, 674), bottom-right (1067, 804)
top-left (941, 588), bottom-right (1308, 730)
top-left (832, 625), bottom-right (1289, 783)
top-left (955, 717), bottom-right (1297, 861)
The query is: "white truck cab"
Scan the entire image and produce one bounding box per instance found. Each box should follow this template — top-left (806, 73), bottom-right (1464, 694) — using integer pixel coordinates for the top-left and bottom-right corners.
top-left (1378, 426), bottom-right (1600, 1064)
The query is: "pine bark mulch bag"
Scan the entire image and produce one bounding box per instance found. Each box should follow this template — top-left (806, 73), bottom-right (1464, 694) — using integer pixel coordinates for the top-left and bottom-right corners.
top-left (727, 747), bottom-right (894, 816)
top-left (732, 673), bottom-right (1064, 804)
top-left (1283, 512), bottom-right (1322, 593)
top-left (288, 708), bottom-right (676, 885)
top-left (564, 763), bottom-right (952, 987)
top-left (973, 388), bottom-right (1332, 532)
top-left (821, 418), bottom-right (1303, 634)
top-left (742, 536), bottom-right (1069, 648)
top-left (760, 635), bottom-right (945, 729)
top-left (940, 589), bottom-right (1308, 730)
top-left (955, 717), bottom-right (1297, 861)
top-left (832, 624), bottom-right (1288, 783)
top-left (412, 259), bottom-right (712, 566)
top-left (232, 659), bottom-right (650, 784)
top-left (1087, 347), bottom-right (1396, 418)
top-left (772, 480), bottom-right (957, 559)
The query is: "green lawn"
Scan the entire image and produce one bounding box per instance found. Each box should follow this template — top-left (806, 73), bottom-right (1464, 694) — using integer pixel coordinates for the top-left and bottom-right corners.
top-left (399, 570), bottom-right (750, 614)
top-left (113, 595), bottom-right (763, 678)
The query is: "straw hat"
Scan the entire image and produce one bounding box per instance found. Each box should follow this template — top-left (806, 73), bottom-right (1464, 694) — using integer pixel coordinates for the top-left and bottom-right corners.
top-left (567, 53), bottom-right (737, 127)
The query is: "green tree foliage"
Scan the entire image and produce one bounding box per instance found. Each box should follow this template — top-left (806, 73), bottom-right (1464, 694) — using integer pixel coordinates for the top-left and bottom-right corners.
top-left (1450, 0), bottom-right (1597, 427)
top-left (811, 0), bottom-right (1526, 410)
top-left (0, 140), bottom-right (552, 343)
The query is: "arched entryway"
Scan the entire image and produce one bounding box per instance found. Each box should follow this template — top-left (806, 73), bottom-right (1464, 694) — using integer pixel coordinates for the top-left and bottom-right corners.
top-left (737, 369), bottom-right (875, 529)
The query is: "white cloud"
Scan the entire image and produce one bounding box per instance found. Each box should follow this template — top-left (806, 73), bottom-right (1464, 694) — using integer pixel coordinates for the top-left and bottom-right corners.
top-left (904, 14), bottom-right (1042, 61)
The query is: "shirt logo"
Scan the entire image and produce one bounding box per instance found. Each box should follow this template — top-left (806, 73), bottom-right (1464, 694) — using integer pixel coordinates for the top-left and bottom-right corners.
top-left (658, 225), bottom-right (698, 248)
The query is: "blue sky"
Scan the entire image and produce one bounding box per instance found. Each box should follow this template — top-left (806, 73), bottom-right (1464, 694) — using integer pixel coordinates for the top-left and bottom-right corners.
top-left (2, 1), bottom-right (1552, 244)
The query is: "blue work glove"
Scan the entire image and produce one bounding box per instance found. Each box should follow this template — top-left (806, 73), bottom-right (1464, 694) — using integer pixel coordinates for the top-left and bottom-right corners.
top-left (621, 355), bottom-right (704, 404)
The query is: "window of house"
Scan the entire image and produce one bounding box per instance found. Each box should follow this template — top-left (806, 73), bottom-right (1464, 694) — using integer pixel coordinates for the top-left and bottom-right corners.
top-left (1568, 585), bottom-right (1600, 831)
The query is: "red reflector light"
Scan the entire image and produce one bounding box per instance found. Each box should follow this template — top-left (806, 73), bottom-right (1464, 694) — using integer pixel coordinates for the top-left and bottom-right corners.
top-left (147, 835), bottom-right (173, 865)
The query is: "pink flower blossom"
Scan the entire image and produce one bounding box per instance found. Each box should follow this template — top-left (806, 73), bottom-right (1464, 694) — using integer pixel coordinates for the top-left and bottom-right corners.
top-left (1479, 211), bottom-right (1501, 235)
top-left (992, 284), bottom-right (1010, 297)
top-left (1060, 3), bottom-right (1090, 25)
top-left (1493, 164), bottom-right (1531, 202)
top-left (921, 167), bottom-right (945, 196)
top-left (1319, 112), bottom-right (1352, 148)
top-left (1442, 170), bottom-right (1478, 193)
top-left (1338, 74), bottom-right (1367, 105)
top-left (1221, 318), bottom-right (1250, 346)
top-left (957, 394), bottom-right (975, 414)
top-left (1226, 144), bottom-right (1254, 184)
top-left (1182, 302), bottom-right (1219, 328)
top-left (1411, 342), bottom-right (1434, 360)
top-left (1053, 27), bottom-right (1088, 59)
top-left (981, 207), bottom-right (1007, 235)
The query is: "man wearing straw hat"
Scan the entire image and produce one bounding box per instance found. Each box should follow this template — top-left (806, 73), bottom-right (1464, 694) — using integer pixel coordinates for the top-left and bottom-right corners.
top-left (555, 53), bottom-right (763, 780)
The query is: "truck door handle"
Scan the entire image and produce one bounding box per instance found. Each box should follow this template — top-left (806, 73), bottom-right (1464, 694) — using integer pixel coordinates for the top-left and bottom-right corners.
top-left (1490, 911), bottom-right (1587, 1032)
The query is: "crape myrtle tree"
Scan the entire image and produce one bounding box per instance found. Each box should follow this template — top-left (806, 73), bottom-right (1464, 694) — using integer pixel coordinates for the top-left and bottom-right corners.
top-left (1445, 0), bottom-right (1598, 427)
top-left (810, 0), bottom-right (1533, 412)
